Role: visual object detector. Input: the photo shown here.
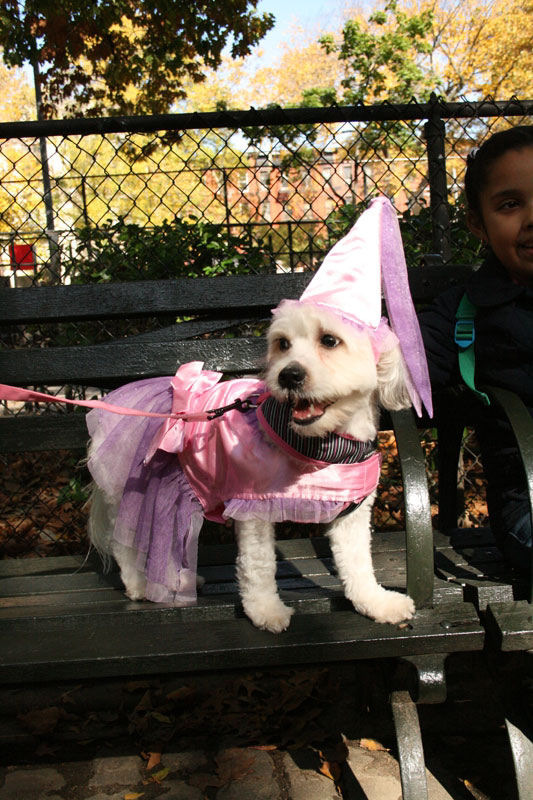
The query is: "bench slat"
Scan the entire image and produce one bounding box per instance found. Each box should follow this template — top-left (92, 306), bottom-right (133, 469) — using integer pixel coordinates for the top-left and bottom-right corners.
top-left (0, 337), bottom-right (265, 386)
top-left (129, 317), bottom-right (252, 342)
top-left (0, 266), bottom-right (473, 325)
top-left (0, 556), bottom-right (408, 599)
top-left (485, 601), bottom-right (533, 650)
top-left (0, 274), bottom-right (308, 324)
top-left (0, 603), bottom-right (483, 683)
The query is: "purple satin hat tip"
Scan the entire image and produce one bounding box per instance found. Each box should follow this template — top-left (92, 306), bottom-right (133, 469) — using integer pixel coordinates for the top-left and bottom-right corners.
top-left (378, 197), bottom-right (433, 418)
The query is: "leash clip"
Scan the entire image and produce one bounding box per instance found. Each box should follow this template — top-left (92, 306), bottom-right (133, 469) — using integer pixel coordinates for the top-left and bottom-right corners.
top-left (206, 395), bottom-right (260, 420)
top-left (238, 395), bottom-right (261, 412)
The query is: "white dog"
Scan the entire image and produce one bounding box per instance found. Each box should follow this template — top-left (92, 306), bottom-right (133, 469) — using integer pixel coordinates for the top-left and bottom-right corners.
top-left (88, 301), bottom-right (415, 633)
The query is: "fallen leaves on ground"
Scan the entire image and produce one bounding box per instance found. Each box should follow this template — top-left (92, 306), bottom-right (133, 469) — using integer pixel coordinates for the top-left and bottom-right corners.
top-left (18, 706), bottom-right (71, 736)
top-left (142, 751), bottom-right (161, 770)
top-left (463, 778), bottom-right (492, 800)
top-left (358, 737), bottom-right (390, 752)
top-left (318, 759), bottom-right (342, 782)
top-left (190, 748), bottom-right (256, 792)
top-left (122, 668), bottom-right (341, 753)
top-left (1, 433), bottom-right (490, 559)
top-left (0, 450), bottom-right (88, 557)
top-left (9, 667), bottom-right (347, 763)
top-left (146, 766), bottom-right (169, 784)
top-left (318, 740), bottom-right (349, 783)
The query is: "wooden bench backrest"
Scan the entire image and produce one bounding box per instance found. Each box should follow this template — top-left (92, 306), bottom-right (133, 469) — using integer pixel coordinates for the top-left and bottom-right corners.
top-left (0, 264), bottom-right (472, 454)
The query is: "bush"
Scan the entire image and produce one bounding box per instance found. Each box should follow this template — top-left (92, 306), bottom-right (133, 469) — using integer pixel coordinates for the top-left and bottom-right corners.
top-left (399, 196), bottom-right (482, 266)
top-left (65, 216), bottom-right (273, 283)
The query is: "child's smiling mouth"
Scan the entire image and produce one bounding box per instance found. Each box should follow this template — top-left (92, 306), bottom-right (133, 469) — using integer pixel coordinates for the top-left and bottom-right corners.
top-left (517, 240), bottom-right (533, 256)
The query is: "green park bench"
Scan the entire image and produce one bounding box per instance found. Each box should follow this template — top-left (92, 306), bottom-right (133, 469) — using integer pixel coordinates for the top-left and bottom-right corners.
top-left (0, 265), bottom-right (531, 798)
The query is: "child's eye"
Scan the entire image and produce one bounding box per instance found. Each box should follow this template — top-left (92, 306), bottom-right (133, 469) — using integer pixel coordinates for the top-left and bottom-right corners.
top-left (278, 337), bottom-right (291, 351)
top-left (320, 333), bottom-right (340, 348)
top-left (499, 199), bottom-right (520, 211)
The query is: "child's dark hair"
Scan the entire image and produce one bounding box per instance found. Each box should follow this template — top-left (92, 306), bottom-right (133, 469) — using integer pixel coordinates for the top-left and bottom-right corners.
top-left (465, 125), bottom-right (533, 215)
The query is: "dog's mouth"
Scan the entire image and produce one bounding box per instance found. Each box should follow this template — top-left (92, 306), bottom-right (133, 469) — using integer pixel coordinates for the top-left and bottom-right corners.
top-left (290, 397), bottom-right (332, 426)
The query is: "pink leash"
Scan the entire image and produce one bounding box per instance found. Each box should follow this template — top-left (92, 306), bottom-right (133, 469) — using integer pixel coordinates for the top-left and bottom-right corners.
top-left (0, 384), bottom-right (258, 422)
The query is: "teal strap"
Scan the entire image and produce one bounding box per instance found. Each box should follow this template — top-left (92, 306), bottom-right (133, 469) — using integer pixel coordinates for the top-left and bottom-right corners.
top-left (454, 293), bottom-right (491, 406)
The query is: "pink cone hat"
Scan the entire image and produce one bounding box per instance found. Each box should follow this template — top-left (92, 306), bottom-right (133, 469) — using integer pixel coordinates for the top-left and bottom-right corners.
top-left (293, 196), bottom-right (433, 417)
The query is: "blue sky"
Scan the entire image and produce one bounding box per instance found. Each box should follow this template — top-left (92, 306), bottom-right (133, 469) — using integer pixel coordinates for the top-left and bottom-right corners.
top-left (254, 0), bottom-right (346, 64)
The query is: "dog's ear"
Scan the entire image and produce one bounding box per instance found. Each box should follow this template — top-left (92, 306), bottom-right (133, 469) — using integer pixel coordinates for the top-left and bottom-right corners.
top-left (376, 344), bottom-right (412, 411)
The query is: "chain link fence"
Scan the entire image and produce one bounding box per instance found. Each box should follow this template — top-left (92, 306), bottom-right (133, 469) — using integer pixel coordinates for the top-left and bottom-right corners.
top-left (1, 97), bottom-right (531, 557)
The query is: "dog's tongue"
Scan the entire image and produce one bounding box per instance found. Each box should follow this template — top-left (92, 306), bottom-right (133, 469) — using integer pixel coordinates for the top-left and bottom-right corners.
top-left (292, 399), bottom-right (326, 421)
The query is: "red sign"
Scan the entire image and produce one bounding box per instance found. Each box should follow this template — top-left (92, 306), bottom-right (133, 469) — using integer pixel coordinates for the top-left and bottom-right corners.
top-left (10, 243), bottom-right (35, 270)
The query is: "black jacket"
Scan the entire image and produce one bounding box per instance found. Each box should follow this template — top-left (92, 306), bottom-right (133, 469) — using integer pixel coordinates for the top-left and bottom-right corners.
top-left (418, 252), bottom-right (533, 543)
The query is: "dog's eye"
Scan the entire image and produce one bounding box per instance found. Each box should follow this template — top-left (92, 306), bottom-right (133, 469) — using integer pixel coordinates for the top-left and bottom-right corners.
top-left (320, 333), bottom-right (340, 348)
top-left (278, 337), bottom-right (291, 352)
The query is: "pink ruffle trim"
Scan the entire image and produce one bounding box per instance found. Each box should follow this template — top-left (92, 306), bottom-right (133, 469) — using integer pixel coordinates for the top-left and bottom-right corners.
top-left (224, 497), bottom-right (350, 524)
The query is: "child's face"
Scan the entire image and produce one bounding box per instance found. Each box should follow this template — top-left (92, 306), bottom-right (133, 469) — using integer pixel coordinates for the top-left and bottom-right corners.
top-left (468, 145), bottom-right (533, 285)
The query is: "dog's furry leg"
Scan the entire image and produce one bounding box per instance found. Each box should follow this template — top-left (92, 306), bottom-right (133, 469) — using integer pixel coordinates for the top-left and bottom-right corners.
top-left (235, 519), bottom-right (294, 633)
top-left (87, 484), bottom-right (116, 570)
top-left (328, 494), bottom-right (415, 624)
top-left (112, 541), bottom-right (147, 601)
top-left (89, 485), bottom-right (147, 601)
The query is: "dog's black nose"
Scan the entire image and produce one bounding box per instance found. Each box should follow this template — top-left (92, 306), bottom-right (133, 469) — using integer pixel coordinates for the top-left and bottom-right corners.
top-left (278, 362), bottom-right (306, 390)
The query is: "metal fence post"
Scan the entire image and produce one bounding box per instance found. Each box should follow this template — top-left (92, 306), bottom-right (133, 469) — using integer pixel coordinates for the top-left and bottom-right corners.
top-left (424, 101), bottom-right (451, 263)
top-left (287, 221), bottom-right (294, 272)
top-left (33, 58), bottom-right (61, 283)
top-left (221, 167), bottom-right (231, 239)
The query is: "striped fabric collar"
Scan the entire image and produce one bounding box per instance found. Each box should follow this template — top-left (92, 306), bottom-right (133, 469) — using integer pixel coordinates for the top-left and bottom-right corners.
top-left (257, 395), bottom-right (377, 464)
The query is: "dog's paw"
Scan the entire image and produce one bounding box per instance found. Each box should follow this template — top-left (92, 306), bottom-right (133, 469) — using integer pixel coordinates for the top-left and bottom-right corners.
top-left (196, 574), bottom-right (206, 589)
top-left (125, 586), bottom-right (146, 602)
top-left (243, 596), bottom-right (294, 633)
top-left (358, 589), bottom-right (415, 625)
top-left (121, 574), bottom-right (147, 601)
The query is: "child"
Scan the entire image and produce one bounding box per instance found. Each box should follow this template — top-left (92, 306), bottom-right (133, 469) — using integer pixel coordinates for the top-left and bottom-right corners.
top-left (418, 125), bottom-right (533, 570)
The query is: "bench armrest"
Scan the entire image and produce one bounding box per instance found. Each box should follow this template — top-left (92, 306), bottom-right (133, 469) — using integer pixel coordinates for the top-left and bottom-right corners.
top-left (390, 409), bottom-right (434, 607)
top-left (484, 386), bottom-right (533, 600)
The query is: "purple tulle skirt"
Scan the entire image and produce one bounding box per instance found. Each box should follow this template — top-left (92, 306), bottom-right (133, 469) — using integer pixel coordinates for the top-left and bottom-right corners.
top-left (86, 371), bottom-right (367, 605)
top-left (87, 377), bottom-right (204, 605)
